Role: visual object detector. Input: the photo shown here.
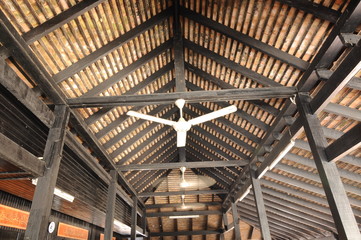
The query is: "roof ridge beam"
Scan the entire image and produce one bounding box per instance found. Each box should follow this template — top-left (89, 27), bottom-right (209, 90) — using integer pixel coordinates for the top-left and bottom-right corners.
top-left (173, 0), bottom-right (186, 92)
top-left (53, 7), bottom-right (173, 83)
top-left (180, 7), bottom-right (309, 71)
top-left (183, 39), bottom-right (282, 87)
top-left (22, 0), bottom-right (106, 44)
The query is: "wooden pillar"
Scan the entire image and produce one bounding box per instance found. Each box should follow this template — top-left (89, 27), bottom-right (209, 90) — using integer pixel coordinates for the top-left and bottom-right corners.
top-left (250, 170), bottom-right (271, 240)
top-left (24, 105), bottom-right (69, 240)
top-left (231, 202), bottom-right (241, 240)
top-left (297, 93), bottom-right (361, 239)
top-left (131, 196), bottom-right (138, 240)
top-left (141, 209), bottom-right (147, 238)
top-left (104, 170), bottom-right (118, 240)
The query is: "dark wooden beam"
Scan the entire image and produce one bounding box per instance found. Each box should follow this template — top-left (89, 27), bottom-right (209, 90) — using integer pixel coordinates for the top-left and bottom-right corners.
top-left (104, 170), bottom-right (117, 240)
top-left (185, 63), bottom-right (279, 116)
top-left (150, 230), bottom-right (224, 237)
top-left (317, 69), bottom-right (361, 91)
top-left (0, 132), bottom-right (45, 177)
top-left (325, 123), bottom-right (361, 162)
top-left (24, 105), bottom-right (69, 239)
top-left (79, 40), bottom-right (173, 97)
top-left (131, 196), bottom-right (138, 240)
top-left (145, 202), bottom-right (221, 209)
top-left (52, 7), bottom-right (173, 83)
top-left (0, 60), bottom-right (55, 127)
top-left (117, 160), bottom-right (247, 171)
top-left (231, 203), bottom-right (241, 240)
top-left (139, 189), bottom-right (228, 197)
top-left (22, 0), bottom-right (106, 44)
top-left (181, 7), bottom-right (309, 71)
top-left (250, 171), bottom-right (271, 240)
top-left (296, 93), bottom-right (361, 239)
top-left (69, 86), bottom-right (297, 108)
top-left (324, 103), bottom-right (361, 122)
top-left (183, 39), bottom-right (282, 87)
top-left (276, 0), bottom-right (340, 23)
top-left (147, 210), bottom-right (222, 217)
top-left (173, 0), bottom-right (186, 92)
top-left (310, 39), bottom-right (361, 114)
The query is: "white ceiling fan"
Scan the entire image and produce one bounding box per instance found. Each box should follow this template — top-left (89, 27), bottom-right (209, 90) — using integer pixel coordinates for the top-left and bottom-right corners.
top-left (127, 99), bottom-right (237, 147)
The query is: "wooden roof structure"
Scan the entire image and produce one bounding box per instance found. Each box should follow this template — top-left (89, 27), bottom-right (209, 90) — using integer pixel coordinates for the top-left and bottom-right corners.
top-left (0, 0), bottom-right (360, 239)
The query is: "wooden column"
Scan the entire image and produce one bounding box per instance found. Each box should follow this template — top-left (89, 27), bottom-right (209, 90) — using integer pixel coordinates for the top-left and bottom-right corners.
top-left (250, 170), bottom-right (271, 240)
top-left (231, 202), bottom-right (241, 240)
top-left (24, 105), bottom-right (70, 240)
top-left (131, 196), bottom-right (138, 240)
top-left (104, 170), bottom-right (118, 240)
top-left (297, 93), bottom-right (361, 239)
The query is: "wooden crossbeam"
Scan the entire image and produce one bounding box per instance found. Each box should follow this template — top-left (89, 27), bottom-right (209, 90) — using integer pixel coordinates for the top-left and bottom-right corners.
top-left (181, 7), bottom-right (309, 71)
top-left (139, 189), bottom-right (228, 197)
top-left (150, 230), bottom-right (224, 237)
top-left (310, 40), bottom-right (361, 114)
top-left (325, 123), bottom-right (361, 162)
top-left (145, 202), bottom-right (221, 209)
top-left (52, 7), bottom-right (173, 83)
top-left (68, 86), bottom-right (297, 108)
top-left (147, 210), bottom-right (222, 217)
top-left (117, 160), bottom-right (247, 171)
top-left (22, 0), bottom-right (106, 44)
top-left (276, 0), bottom-right (340, 23)
top-left (324, 103), bottom-right (361, 122)
top-left (0, 132), bottom-right (45, 177)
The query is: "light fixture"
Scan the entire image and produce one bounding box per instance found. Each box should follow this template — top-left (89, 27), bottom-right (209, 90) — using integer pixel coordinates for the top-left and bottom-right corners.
top-left (238, 186), bottom-right (251, 202)
top-left (31, 178), bottom-right (75, 202)
top-left (269, 139), bottom-right (295, 170)
top-left (169, 215), bottom-right (199, 219)
top-left (180, 167), bottom-right (190, 188)
top-left (114, 219), bottom-right (146, 236)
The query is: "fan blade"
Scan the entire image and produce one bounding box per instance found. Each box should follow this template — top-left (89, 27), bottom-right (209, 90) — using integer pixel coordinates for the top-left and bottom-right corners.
top-left (127, 111), bottom-right (176, 126)
top-left (188, 105), bottom-right (237, 125)
top-left (177, 131), bottom-right (187, 147)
